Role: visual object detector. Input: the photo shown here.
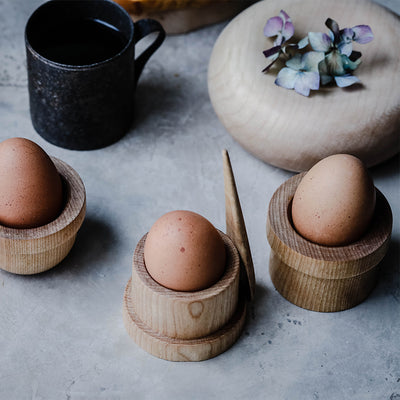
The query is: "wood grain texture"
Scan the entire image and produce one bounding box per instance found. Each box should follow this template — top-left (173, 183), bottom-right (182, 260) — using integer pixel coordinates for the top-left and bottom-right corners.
top-left (131, 231), bottom-right (240, 339)
top-left (223, 149), bottom-right (255, 301)
top-left (123, 278), bottom-right (247, 361)
top-left (115, 0), bottom-right (253, 34)
top-left (0, 158), bottom-right (86, 275)
top-left (115, 0), bottom-right (229, 14)
top-left (266, 173), bottom-right (392, 312)
top-left (208, 0), bottom-right (400, 171)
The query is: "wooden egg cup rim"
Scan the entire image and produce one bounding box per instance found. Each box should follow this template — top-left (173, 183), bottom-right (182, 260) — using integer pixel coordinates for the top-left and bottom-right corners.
top-left (133, 230), bottom-right (240, 300)
top-left (0, 157), bottom-right (86, 240)
top-left (267, 173), bottom-right (393, 279)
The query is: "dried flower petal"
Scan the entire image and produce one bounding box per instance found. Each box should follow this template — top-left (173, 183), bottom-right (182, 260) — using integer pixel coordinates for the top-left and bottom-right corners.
top-left (280, 10), bottom-right (291, 21)
top-left (338, 28), bottom-right (354, 56)
top-left (308, 32), bottom-right (332, 52)
top-left (349, 51), bottom-right (362, 61)
top-left (302, 51), bottom-right (325, 72)
top-left (334, 74), bottom-right (360, 87)
top-left (294, 71), bottom-right (320, 96)
top-left (264, 16), bottom-right (284, 37)
top-left (285, 53), bottom-right (303, 70)
top-left (352, 25), bottom-right (374, 44)
top-left (325, 50), bottom-right (345, 76)
top-left (326, 18), bottom-right (340, 41)
top-left (341, 54), bottom-right (361, 71)
top-left (275, 67), bottom-right (297, 89)
top-left (275, 52), bottom-right (324, 96)
top-left (297, 36), bottom-right (309, 49)
top-left (263, 10), bottom-right (294, 46)
top-left (282, 22), bottom-right (294, 42)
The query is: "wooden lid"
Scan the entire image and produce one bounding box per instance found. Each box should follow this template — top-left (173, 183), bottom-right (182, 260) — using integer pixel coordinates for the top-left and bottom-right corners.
top-left (223, 149), bottom-right (256, 301)
top-left (209, 0), bottom-right (400, 171)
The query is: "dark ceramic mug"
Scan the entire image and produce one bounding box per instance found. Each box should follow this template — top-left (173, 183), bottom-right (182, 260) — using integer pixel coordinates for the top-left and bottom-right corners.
top-left (25, 0), bottom-right (165, 150)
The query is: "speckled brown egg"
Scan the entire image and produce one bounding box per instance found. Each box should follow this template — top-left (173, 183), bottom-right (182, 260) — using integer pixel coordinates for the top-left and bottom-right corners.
top-left (143, 210), bottom-right (226, 291)
top-left (0, 138), bottom-right (63, 228)
top-left (291, 154), bottom-right (376, 246)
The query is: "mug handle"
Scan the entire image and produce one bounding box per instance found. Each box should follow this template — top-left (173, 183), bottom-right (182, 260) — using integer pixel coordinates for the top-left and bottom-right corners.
top-left (134, 19), bottom-right (166, 85)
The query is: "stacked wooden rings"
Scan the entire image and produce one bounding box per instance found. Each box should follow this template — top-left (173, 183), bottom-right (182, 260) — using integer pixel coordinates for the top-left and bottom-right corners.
top-left (123, 232), bottom-right (247, 361)
top-left (267, 173), bottom-right (392, 312)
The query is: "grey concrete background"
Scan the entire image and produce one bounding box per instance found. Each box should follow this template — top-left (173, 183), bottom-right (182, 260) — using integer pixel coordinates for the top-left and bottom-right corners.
top-left (0, 0), bottom-right (399, 399)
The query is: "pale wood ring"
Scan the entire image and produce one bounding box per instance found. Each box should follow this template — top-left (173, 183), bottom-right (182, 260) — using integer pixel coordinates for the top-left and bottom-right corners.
top-left (123, 278), bottom-right (247, 362)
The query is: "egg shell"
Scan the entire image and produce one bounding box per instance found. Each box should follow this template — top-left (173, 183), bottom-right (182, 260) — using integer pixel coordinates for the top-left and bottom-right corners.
top-left (0, 138), bottom-right (64, 229)
top-left (143, 210), bottom-right (226, 292)
top-left (291, 154), bottom-right (376, 246)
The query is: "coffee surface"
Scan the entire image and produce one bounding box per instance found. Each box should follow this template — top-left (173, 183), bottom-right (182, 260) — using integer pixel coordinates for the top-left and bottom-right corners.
top-left (32, 18), bottom-right (127, 65)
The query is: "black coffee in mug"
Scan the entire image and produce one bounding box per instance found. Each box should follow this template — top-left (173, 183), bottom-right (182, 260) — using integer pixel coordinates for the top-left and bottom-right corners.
top-left (30, 18), bottom-right (128, 66)
top-left (25, 0), bottom-right (165, 150)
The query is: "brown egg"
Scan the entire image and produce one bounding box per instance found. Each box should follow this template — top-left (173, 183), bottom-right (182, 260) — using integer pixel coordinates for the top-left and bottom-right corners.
top-left (0, 138), bottom-right (63, 228)
top-left (292, 154), bottom-right (376, 246)
top-left (143, 210), bottom-right (226, 291)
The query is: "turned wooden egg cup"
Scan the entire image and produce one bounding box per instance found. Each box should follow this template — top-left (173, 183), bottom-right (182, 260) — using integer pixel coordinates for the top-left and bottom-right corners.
top-left (0, 157), bottom-right (86, 275)
top-left (123, 150), bottom-right (253, 362)
top-left (267, 173), bottom-right (392, 312)
top-left (123, 231), bottom-right (246, 362)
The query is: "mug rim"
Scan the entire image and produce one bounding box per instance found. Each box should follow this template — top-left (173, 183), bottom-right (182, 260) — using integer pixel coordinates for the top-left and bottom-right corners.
top-left (25, 0), bottom-right (135, 70)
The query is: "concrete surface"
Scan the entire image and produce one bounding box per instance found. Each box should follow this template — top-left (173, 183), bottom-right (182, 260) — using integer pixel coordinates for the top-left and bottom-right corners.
top-left (0, 0), bottom-right (399, 399)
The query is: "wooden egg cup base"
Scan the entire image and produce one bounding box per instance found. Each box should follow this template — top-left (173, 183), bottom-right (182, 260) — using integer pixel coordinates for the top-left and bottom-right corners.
top-left (0, 157), bottom-right (86, 275)
top-left (123, 232), bottom-right (247, 361)
top-left (267, 173), bottom-right (392, 312)
top-left (123, 279), bottom-right (246, 362)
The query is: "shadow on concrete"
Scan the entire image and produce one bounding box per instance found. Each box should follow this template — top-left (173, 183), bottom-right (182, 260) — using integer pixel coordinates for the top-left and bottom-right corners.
top-left (30, 214), bottom-right (117, 278)
top-left (370, 237), bottom-right (400, 304)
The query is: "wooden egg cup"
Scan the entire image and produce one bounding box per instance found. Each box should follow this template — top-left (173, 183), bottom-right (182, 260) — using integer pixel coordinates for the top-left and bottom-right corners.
top-left (0, 157), bottom-right (86, 275)
top-left (123, 232), bottom-right (247, 362)
top-left (123, 150), bottom-right (254, 361)
top-left (267, 173), bottom-right (392, 312)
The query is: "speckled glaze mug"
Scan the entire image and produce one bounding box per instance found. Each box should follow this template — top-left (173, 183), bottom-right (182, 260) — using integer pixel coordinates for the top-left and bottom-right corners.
top-left (25, 0), bottom-right (165, 150)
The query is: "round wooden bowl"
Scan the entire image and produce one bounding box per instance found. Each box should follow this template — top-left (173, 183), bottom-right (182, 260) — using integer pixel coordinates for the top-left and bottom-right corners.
top-left (266, 173), bottom-right (392, 312)
top-left (115, 0), bottom-right (254, 34)
top-left (208, 0), bottom-right (400, 171)
top-left (123, 231), bottom-right (247, 361)
top-left (0, 157), bottom-right (86, 275)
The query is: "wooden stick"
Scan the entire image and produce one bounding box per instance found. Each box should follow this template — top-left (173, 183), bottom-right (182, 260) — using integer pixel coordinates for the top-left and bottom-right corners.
top-left (222, 149), bottom-right (255, 301)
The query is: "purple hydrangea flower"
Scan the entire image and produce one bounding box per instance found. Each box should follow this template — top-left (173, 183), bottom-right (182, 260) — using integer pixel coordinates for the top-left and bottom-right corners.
top-left (262, 10), bottom-right (295, 72)
top-left (264, 10), bottom-right (294, 46)
top-left (309, 20), bottom-right (373, 57)
top-left (307, 18), bottom-right (373, 87)
top-left (262, 12), bottom-right (373, 95)
top-left (275, 52), bottom-right (325, 96)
